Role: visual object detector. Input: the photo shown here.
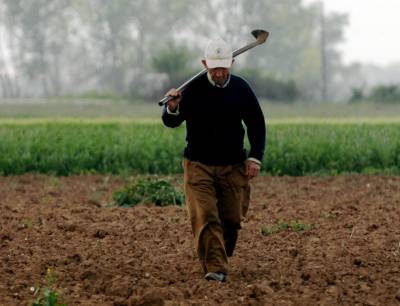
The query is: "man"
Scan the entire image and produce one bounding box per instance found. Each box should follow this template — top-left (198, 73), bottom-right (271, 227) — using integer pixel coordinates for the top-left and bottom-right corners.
top-left (161, 38), bottom-right (266, 282)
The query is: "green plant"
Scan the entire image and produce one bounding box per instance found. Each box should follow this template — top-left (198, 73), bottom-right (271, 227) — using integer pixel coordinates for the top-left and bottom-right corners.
top-left (261, 219), bottom-right (312, 236)
top-left (113, 177), bottom-right (184, 207)
top-left (289, 220), bottom-right (313, 231)
top-left (32, 268), bottom-right (66, 306)
top-left (32, 288), bottom-right (66, 306)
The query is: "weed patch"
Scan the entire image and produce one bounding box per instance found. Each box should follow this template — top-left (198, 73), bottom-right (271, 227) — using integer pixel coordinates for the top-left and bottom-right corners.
top-left (31, 268), bottom-right (66, 306)
top-left (261, 219), bottom-right (312, 236)
top-left (113, 177), bottom-right (184, 207)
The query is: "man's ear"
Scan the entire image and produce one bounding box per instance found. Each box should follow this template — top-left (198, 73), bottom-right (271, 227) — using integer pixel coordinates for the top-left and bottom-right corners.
top-left (201, 59), bottom-right (208, 69)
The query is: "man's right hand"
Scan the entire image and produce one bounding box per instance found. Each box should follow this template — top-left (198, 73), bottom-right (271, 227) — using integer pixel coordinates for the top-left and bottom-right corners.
top-left (165, 88), bottom-right (182, 112)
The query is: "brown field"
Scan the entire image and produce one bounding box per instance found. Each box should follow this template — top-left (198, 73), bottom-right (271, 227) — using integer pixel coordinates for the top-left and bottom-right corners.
top-left (0, 174), bottom-right (399, 306)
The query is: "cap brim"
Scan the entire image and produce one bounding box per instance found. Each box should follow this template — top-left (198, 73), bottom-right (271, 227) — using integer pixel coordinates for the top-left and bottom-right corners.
top-left (206, 58), bottom-right (232, 69)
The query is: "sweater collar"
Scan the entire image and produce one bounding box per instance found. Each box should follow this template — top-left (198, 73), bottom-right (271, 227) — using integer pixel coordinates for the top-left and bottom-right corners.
top-left (207, 72), bottom-right (231, 88)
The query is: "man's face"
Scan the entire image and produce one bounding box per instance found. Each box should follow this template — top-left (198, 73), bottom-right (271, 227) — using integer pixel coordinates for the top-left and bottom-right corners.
top-left (202, 60), bottom-right (233, 86)
top-left (208, 67), bottom-right (230, 86)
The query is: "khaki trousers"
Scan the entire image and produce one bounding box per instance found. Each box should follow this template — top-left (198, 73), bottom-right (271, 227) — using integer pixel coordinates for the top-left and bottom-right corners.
top-left (183, 158), bottom-right (250, 274)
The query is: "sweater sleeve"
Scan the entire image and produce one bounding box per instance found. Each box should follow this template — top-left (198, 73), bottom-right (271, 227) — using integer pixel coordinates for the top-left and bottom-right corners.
top-left (161, 102), bottom-right (185, 128)
top-left (241, 83), bottom-right (266, 162)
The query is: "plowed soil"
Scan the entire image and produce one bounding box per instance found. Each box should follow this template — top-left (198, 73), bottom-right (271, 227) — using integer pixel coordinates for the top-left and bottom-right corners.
top-left (0, 175), bottom-right (399, 306)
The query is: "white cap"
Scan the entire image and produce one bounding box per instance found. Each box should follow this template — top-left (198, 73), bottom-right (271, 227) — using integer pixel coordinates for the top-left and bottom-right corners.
top-left (204, 38), bottom-right (233, 69)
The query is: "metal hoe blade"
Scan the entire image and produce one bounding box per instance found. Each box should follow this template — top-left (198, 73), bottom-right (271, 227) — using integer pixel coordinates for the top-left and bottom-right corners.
top-left (252, 29), bottom-right (269, 44)
top-left (232, 29), bottom-right (269, 57)
top-left (159, 29), bottom-right (270, 106)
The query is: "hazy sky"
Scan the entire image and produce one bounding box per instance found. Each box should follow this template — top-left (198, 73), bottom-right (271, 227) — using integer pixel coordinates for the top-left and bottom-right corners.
top-left (305, 0), bottom-right (400, 66)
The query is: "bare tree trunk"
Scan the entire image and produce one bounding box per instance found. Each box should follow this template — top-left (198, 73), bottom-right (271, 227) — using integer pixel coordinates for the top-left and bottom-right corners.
top-left (0, 76), bottom-right (7, 97)
top-left (50, 52), bottom-right (62, 96)
top-left (320, 1), bottom-right (328, 101)
top-left (0, 23), bottom-right (9, 97)
top-left (41, 75), bottom-right (50, 97)
top-left (0, 74), bottom-right (20, 98)
top-left (12, 77), bottom-right (21, 97)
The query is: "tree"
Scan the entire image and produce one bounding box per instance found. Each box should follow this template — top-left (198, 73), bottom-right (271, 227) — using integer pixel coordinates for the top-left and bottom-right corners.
top-left (152, 44), bottom-right (194, 89)
top-left (0, 0), bottom-right (349, 101)
top-left (2, 0), bottom-right (71, 96)
top-left (182, 0), bottom-right (347, 101)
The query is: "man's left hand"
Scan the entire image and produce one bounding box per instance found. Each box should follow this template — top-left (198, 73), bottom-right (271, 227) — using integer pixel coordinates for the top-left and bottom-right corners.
top-left (246, 160), bottom-right (261, 180)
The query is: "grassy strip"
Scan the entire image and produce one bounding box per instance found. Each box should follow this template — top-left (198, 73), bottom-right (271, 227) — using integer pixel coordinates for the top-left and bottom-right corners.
top-left (0, 121), bottom-right (399, 175)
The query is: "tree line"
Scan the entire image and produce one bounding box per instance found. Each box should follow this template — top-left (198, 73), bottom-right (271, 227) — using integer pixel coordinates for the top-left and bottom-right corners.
top-left (0, 0), bottom-right (349, 101)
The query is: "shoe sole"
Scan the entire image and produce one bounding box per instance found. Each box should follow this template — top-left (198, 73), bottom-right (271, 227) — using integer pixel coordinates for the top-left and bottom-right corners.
top-left (205, 273), bottom-right (226, 282)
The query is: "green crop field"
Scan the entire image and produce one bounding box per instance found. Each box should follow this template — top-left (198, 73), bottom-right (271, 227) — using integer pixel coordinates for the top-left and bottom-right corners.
top-left (0, 119), bottom-right (399, 176)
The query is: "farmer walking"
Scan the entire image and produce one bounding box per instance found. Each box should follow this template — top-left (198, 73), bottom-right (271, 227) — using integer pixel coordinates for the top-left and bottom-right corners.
top-left (161, 37), bottom-right (266, 282)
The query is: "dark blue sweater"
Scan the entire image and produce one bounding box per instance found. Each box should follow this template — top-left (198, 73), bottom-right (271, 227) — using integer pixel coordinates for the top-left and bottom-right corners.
top-left (162, 73), bottom-right (266, 165)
